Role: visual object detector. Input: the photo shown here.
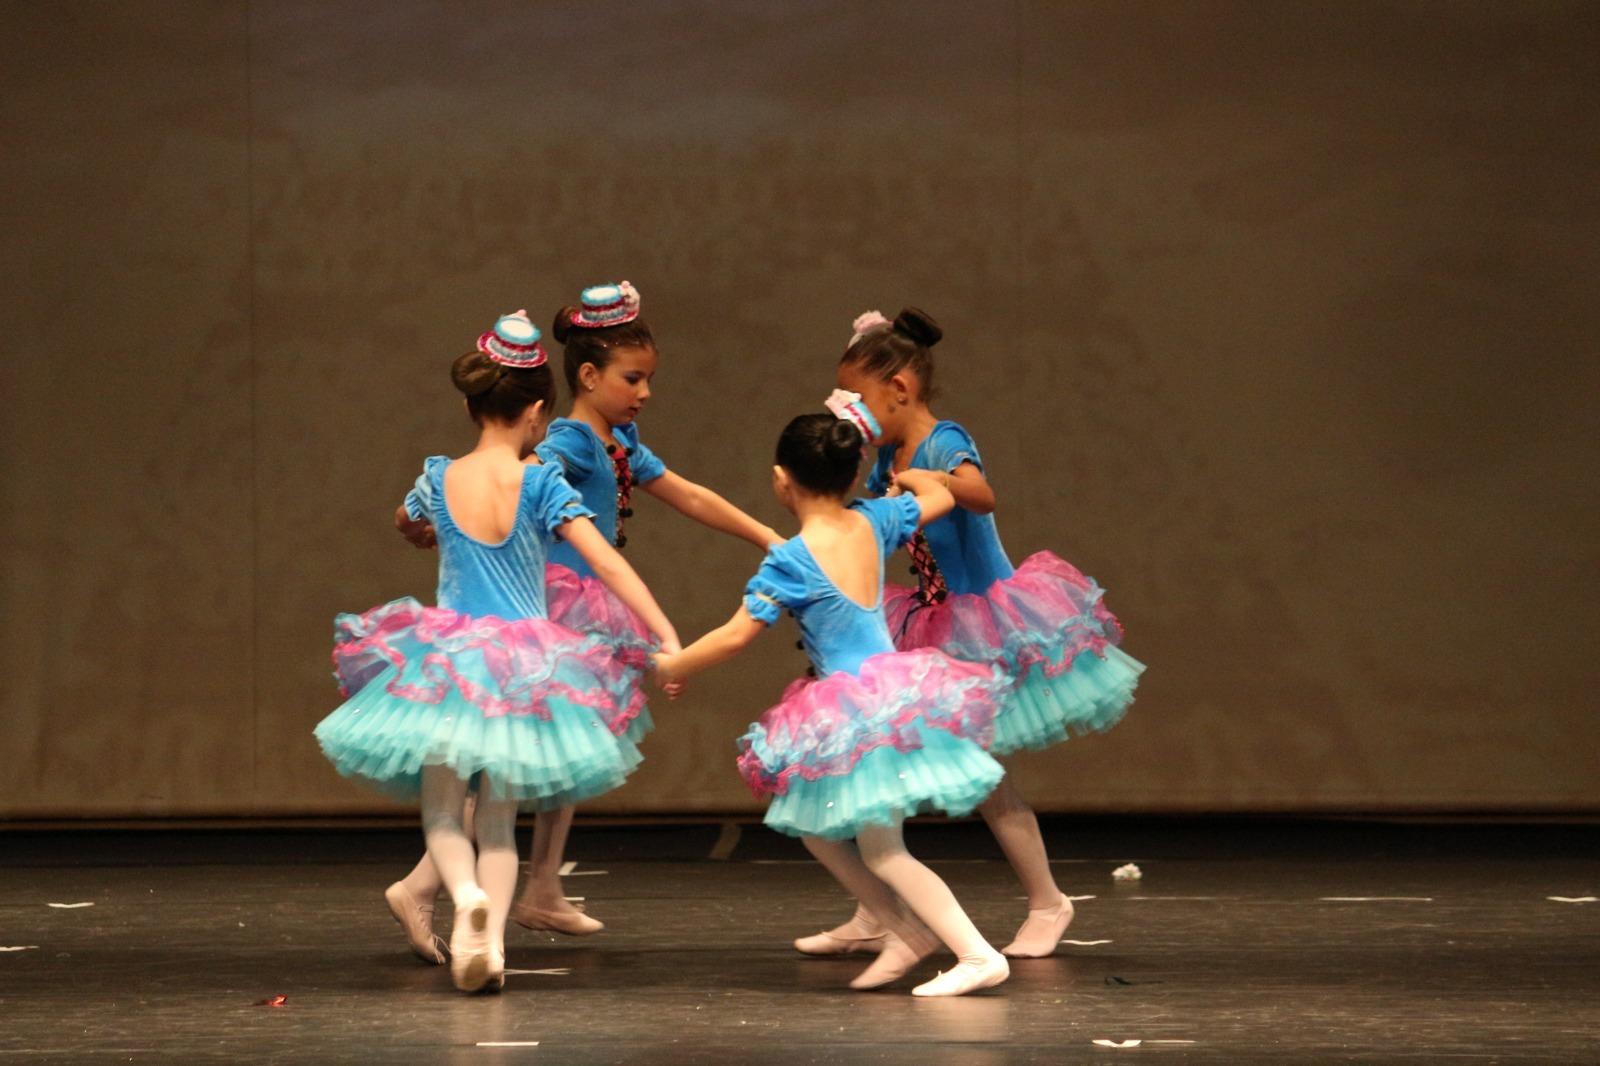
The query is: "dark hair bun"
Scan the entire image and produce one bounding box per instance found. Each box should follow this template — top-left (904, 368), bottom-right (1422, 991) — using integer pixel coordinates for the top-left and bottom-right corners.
top-left (894, 307), bottom-right (943, 347)
top-left (825, 418), bottom-right (864, 461)
top-left (451, 350), bottom-right (505, 397)
top-left (551, 307), bottom-right (580, 345)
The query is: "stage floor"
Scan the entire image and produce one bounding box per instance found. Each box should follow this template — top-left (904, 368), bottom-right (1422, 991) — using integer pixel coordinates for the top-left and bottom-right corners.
top-left (1, 818), bottom-right (1596, 1064)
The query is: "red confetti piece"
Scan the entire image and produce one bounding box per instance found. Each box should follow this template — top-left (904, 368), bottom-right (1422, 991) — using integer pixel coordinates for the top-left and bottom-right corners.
top-left (253, 995), bottom-right (288, 1007)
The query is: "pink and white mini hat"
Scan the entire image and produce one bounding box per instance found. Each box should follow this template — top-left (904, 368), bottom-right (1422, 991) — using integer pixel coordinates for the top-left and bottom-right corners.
top-left (569, 281), bottom-right (641, 328)
top-left (825, 388), bottom-right (882, 446)
top-left (478, 309), bottom-right (548, 368)
top-left (848, 310), bottom-right (891, 346)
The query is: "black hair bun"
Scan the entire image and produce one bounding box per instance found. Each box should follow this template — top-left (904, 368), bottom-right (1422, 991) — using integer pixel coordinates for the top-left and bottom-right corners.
top-left (825, 418), bottom-right (864, 461)
top-left (450, 350), bottom-right (505, 397)
top-left (551, 307), bottom-right (579, 345)
top-left (894, 307), bottom-right (943, 347)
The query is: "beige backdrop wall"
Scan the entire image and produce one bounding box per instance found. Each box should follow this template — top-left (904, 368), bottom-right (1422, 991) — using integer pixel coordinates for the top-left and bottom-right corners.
top-left (2, 1), bottom-right (1596, 818)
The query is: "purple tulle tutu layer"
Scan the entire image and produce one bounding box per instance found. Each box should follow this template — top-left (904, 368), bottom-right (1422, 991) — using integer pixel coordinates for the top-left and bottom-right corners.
top-left (735, 650), bottom-right (1007, 800)
top-left (884, 551), bottom-right (1123, 676)
top-left (332, 597), bottom-right (645, 726)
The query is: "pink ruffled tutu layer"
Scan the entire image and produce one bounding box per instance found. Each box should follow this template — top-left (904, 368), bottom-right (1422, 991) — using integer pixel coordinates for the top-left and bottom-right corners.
top-left (884, 551), bottom-right (1144, 754)
top-left (317, 597), bottom-right (646, 809)
top-left (331, 598), bottom-right (644, 722)
top-left (736, 650), bottom-right (1008, 839)
top-left (545, 564), bottom-right (655, 741)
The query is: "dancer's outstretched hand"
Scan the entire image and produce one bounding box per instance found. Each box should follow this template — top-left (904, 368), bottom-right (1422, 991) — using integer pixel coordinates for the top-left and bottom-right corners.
top-left (651, 651), bottom-right (687, 699)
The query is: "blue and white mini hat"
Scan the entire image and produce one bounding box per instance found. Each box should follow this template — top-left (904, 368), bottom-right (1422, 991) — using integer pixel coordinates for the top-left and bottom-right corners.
top-left (569, 280), bottom-right (641, 328)
top-left (477, 309), bottom-right (548, 368)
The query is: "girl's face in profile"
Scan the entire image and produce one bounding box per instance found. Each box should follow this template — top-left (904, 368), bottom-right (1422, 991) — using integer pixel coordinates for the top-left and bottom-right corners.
top-left (581, 345), bottom-right (657, 427)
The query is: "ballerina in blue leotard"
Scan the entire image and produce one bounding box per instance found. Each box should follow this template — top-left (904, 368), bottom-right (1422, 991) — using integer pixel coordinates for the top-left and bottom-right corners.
top-left (655, 409), bottom-right (1014, 998)
top-left (386, 282), bottom-right (780, 954)
top-left (316, 311), bottom-right (678, 993)
top-left (789, 307), bottom-right (1147, 961)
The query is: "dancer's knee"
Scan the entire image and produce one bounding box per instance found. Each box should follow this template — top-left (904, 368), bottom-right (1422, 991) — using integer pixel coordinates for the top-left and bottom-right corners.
top-left (856, 826), bottom-right (909, 875)
top-left (980, 774), bottom-right (1030, 818)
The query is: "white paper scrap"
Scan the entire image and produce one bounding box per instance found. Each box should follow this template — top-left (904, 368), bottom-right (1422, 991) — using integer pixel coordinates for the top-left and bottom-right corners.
top-left (1111, 864), bottom-right (1142, 881)
top-left (1319, 897), bottom-right (1433, 902)
top-left (504, 967), bottom-right (571, 976)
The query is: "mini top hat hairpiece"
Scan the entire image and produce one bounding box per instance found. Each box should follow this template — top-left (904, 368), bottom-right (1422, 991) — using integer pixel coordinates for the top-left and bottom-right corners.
top-left (570, 280), bottom-right (641, 328)
top-left (825, 388), bottom-right (882, 446)
top-left (478, 309), bottom-right (548, 368)
top-left (849, 310), bottom-right (891, 346)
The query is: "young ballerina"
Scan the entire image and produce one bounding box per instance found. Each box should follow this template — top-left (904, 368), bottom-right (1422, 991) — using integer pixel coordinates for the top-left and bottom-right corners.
top-left (792, 307), bottom-right (1146, 961)
top-left (653, 408), bottom-right (1013, 997)
top-left (386, 282), bottom-right (781, 952)
top-left (316, 311), bottom-right (679, 992)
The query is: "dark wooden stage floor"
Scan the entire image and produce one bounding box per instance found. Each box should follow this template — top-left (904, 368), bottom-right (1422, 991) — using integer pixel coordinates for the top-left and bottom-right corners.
top-left (1, 818), bottom-right (1596, 1064)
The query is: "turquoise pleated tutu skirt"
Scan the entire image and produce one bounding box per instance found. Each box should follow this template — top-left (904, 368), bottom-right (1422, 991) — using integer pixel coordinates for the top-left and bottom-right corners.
top-left (992, 645), bottom-right (1145, 753)
top-left (315, 597), bottom-right (644, 811)
top-left (736, 650), bottom-right (1008, 840)
top-left (885, 551), bottom-right (1146, 756)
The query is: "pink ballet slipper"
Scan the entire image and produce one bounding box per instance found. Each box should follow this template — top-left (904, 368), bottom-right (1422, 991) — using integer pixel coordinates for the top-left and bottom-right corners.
top-left (795, 911), bottom-right (887, 956)
top-left (911, 950), bottom-right (1010, 997)
top-left (384, 881), bottom-right (446, 965)
top-left (1001, 893), bottom-right (1075, 958)
top-left (449, 888), bottom-right (492, 993)
top-left (848, 931), bottom-right (937, 990)
top-left (511, 900), bottom-right (604, 936)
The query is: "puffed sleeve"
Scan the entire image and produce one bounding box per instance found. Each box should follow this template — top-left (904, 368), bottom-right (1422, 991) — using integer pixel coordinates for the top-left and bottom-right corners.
top-left (617, 424), bottom-right (667, 484)
top-left (527, 463), bottom-right (598, 536)
top-left (741, 547), bottom-right (808, 626)
top-left (402, 456), bottom-right (448, 522)
top-left (535, 421), bottom-right (597, 482)
top-left (922, 422), bottom-right (985, 475)
top-left (856, 494), bottom-right (924, 554)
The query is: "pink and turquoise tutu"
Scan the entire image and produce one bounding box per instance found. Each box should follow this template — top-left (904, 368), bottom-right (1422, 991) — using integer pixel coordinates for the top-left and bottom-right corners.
top-left (736, 650), bottom-right (1009, 839)
top-left (315, 597), bottom-right (645, 811)
top-left (884, 551), bottom-right (1145, 755)
top-left (545, 563), bottom-right (655, 744)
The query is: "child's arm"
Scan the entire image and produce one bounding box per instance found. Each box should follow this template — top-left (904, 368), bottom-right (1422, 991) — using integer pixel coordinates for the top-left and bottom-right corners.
top-left (641, 471), bottom-right (783, 549)
top-left (893, 469), bottom-right (958, 528)
top-left (559, 516), bottom-right (680, 651)
top-left (943, 462), bottom-right (997, 515)
top-left (881, 465), bottom-right (993, 513)
top-left (394, 505), bottom-right (437, 549)
top-left (652, 604), bottom-right (767, 685)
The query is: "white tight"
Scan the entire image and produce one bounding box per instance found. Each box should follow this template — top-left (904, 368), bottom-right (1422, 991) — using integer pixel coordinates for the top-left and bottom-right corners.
top-left (419, 767), bottom-right (519, 955)
top-left (804, 817), bottom-right (993, 964)
top-left (978, 774), bottom-right (1063, 910)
